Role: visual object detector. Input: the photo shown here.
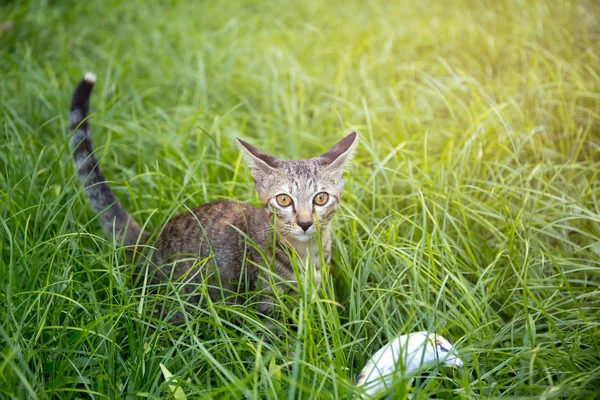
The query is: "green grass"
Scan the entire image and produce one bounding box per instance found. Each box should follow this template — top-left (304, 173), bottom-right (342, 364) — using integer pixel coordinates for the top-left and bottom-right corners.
top-left (1, 0), bottom-right (600, 398)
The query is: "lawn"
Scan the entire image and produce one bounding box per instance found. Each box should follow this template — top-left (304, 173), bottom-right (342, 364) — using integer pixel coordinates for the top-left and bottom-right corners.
top-left (1, 0), bottom-right (600, 398)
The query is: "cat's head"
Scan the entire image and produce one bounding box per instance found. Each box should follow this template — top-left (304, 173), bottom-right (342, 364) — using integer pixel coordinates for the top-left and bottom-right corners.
top-left (237, 132), bottom-right (357, 242)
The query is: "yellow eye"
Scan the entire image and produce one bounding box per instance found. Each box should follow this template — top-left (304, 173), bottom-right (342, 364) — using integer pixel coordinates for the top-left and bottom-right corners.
top-left (313, 192), bottom-right (329, 206)
top-left (276, 194), bottom-right (293, 207)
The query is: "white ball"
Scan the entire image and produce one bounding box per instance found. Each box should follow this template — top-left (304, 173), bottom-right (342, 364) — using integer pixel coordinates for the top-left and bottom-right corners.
top-left (355, 331), bottom-right (463, 398)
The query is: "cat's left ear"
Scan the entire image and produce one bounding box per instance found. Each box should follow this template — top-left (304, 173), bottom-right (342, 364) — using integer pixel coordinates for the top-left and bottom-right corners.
top-left (317, 132), bottom-right (358, 170)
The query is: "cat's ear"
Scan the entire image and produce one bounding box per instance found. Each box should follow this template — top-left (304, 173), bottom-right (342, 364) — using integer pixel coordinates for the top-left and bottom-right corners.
top-left (237, 138), bottom-right (282, 173)
top-left (317, 132), bottom-right (358, 170)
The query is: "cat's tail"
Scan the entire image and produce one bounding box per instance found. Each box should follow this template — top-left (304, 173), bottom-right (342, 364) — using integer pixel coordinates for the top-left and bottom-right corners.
top-left (69, 73), bottom-right (145, 246)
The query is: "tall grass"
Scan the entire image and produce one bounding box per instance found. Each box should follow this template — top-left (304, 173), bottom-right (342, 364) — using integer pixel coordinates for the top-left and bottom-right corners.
top-left (1, 0), bottom-right (599, 398)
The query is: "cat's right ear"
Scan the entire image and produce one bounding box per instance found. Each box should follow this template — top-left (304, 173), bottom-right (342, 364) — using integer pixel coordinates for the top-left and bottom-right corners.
top-left (237, 139), bottom-right (282, 173)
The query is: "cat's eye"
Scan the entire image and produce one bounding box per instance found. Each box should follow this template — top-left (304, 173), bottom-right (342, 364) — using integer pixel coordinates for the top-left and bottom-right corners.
top-left (313, 192), bottom-right (329, 206)
top-left (276, 194), bottom-right (293, 207)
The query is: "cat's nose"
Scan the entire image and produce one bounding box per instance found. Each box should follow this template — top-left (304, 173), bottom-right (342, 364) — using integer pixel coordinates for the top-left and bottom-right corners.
top-left (297, 220), bottom-right (313, 232)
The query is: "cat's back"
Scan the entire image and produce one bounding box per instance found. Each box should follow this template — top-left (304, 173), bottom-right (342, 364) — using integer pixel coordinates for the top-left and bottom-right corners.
top-left (154, 200), bottom-right (269, 261)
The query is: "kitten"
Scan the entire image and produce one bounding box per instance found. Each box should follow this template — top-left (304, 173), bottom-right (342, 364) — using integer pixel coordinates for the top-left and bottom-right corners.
top-left (69, 73), bottom-right (357, 315)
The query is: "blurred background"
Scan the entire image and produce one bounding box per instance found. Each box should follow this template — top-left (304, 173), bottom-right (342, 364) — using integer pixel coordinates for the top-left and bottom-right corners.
top-left (1, 0), bottom-right (599, 398)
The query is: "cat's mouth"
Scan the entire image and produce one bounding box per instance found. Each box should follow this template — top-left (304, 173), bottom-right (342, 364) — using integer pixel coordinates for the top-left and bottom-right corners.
top-left (288, 229), bottom-right (317, 242)
top-left (294, 232), bottom-right (314, 241)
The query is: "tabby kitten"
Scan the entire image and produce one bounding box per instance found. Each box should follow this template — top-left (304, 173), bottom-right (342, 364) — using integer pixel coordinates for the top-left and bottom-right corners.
top-left (69, 73), bottom-right (357, 315)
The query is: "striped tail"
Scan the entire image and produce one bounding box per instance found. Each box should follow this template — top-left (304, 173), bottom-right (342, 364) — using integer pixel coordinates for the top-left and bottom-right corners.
top-left (69, 73), bottom-right (144, 246)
